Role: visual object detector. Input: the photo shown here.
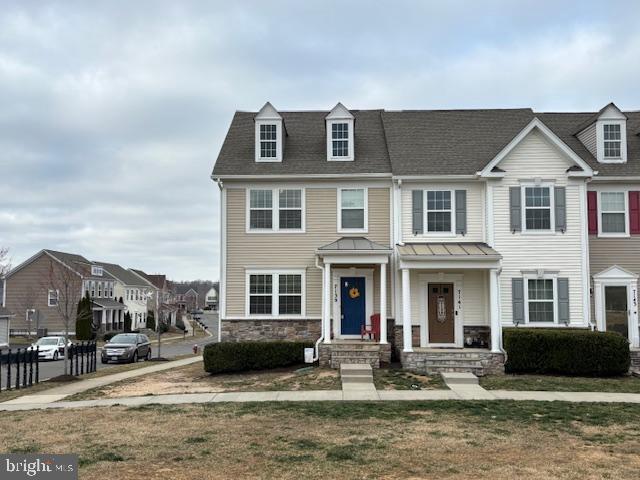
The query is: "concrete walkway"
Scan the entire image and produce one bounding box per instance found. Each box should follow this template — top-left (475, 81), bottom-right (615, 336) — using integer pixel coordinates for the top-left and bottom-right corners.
top-left (2, 388), bottom-right (640, 411)
top-left (1, 356), bottom-right (202, 405)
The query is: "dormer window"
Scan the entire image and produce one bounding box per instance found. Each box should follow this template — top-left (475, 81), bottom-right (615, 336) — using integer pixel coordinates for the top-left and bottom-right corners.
top-left (331, 123), bottom-right (349, 157)
top-left (326, 103), bottom-right (354, 161)
top-left (259, 124), bottom-right (277, 158)
top-left (603, 124), bottom-right (621, 159)
top-left (593, 103), bottom-right (627, 164)
top-left (255, 102), bottom-right (283, 162)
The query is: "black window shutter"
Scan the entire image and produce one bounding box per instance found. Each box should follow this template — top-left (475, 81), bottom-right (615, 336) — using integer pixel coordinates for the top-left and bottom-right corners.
top-left (412, 190), bottom-right (423, 235)
top-left (512, 278), bottom-right (525, 324)
top-left (455, 190), bottom-right (467, 235)
top-left (554, 186), bottom-right (566, 233)
top-left (510, 187), bottom-right (522, 232)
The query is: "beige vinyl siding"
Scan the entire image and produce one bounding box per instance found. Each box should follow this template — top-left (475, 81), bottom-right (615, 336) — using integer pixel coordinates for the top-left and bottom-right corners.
top-left (494, 129), bottom-right (586, 326)
top-left (4, 253), bottom-right (78, 333)
top-left (408, 269), bottom-right (488, 327)
top-left (225, 185), bottom-right (391, 318)
top-left (401, 182), bottom-right (485, 243)
top-left (577, 123), bottom-right (597, 157)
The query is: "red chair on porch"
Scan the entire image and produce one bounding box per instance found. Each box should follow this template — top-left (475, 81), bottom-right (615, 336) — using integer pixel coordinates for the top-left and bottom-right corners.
top-left (361, 313), bottom-right (381, 341)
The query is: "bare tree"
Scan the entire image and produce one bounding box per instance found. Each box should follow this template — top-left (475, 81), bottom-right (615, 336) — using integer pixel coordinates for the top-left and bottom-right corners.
top-left (43, 259), bottom-right (82, 375)
top-left (0, 246), bottom-right (10, 277)
top-left (16, 285), bottom-right (40, 339)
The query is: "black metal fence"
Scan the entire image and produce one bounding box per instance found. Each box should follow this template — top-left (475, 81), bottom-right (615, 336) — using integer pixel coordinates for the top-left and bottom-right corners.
top-left (69, 341), bottom-right (97, 376)
top-left (0, 348), bottom-right (39, 391)
top-left (0, 341), bottom-right (98, 392)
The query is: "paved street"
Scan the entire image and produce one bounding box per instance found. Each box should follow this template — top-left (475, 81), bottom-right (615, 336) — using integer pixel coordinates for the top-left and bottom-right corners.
top-left (199, 311), bottom-right (219, 341)
top-left (1, 333), bottom-right (216, 384)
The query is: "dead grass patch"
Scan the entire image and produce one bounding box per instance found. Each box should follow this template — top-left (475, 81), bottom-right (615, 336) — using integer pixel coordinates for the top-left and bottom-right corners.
top-left (67, 364), bottom-right (340, 400)
top-left (1, 401), bottom-right (639, 479)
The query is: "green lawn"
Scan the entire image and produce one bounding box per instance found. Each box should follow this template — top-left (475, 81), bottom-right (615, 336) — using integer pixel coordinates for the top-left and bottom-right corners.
top-left (1, 401), bottom-right (640, 479)
top-left (480, 373), bottom-right (640, 393)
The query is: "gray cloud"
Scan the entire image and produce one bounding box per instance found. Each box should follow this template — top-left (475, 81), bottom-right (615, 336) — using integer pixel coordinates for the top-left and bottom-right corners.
top-left (1, 0), bottom-right (639, 279)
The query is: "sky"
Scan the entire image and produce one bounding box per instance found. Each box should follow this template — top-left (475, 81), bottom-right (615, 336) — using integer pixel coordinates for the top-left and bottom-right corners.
top-left (1, 0), bottom-right (639, 280)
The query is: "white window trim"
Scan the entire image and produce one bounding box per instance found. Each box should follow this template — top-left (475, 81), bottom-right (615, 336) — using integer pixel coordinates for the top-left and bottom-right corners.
top-left (596, 120), bottom-right (627, 163)
top-left (246, 188), bottom-right (306, 233)
top-left (597, 189), bottom-right (630, 238)
top-left (245, 269), bottom-right (306, 319)
top-left (255, 120), bottom-right (283, 162)
top-left (523, 275), bottom-right (558, 325)
top-left (48, 289), bottom-right (59, 307)
top-left (521, 182), bottom-right (555, 234)
top-left (337, 187), bottom-right (368, 234)
top-left (326, 119), bottom-right (354, 161)
top-left (423, 189), bottom-right (456, 236)
top-left (91, 266), bottom-right (103, 276)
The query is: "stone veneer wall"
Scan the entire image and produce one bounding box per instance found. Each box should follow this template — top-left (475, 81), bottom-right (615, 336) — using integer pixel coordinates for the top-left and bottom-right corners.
top-left (400, 350), bottom-right (505, 375)
top-left (221, 319), bottom-right (321, 342)
top-left (631, 349), bottom-right (640, 371)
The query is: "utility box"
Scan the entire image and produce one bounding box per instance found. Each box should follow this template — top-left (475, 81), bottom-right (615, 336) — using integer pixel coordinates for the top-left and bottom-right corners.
top-left (304, 348), bottom-right (314, 364)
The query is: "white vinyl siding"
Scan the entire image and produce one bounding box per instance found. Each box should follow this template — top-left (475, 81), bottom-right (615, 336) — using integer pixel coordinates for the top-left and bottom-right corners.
top-left (401, 182), bottom-right (484, 242)
top-left (577, 123), bottom-right (597, 157)
top-left (494, 129), bottom-right (585, 326)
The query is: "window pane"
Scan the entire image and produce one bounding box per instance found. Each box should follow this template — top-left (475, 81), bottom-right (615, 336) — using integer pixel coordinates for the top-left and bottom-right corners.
top-left (279, 296), bottom-right (301, 315)
top-left (525, 187), bottom-right (550, 207)
top-left (602, 213), bottom-right (626, 233)
top-left (279, 210), bottom-right (301, 229)
top-left (601, 192), bottom-right (625, 212)
top-left (525, 209), bottom-right (551, 230)
top-left (279, 274), bottom-right (301, 294)
top-left (528, 301), bottom-right (554, 322)
top-left (426, 191), bottom-right (451, 210)
top-left (250, 296), bottom-right (272, 315)
top-left (250, 190), bottom-right (272, 209)
top-left (604, 124), bottom-right (621, 140)
top-left (279, 189), bottom-right (301, 209)
top-left (427, 212), bottom-right (452, 232)
top-left (528, 279), bottom-right (553, 300)
top-left (604, 142), bottom-right (621, 158)
top-left (250, 210), bottom-right (272, 229)
top-left (341, 209), bottom-right (365, 229)
top-left (332, 140), bottom-right (349, 157)
top-left (260, 124), bottom-right (277, 140)
top-left (341, 189), bottom-right (364, 209)
top-left (249, 275), bottom-right (272, 294)
top-left (331, 123), bottom-right (348, 139)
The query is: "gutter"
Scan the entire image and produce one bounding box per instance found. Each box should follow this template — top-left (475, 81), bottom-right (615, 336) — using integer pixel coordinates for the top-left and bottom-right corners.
top-left (211, 172), bottom-right (392, 181)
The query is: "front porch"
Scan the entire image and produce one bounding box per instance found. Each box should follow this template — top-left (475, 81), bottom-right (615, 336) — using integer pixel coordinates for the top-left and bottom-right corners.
top-left (401, 348), bottom-right (504, 376)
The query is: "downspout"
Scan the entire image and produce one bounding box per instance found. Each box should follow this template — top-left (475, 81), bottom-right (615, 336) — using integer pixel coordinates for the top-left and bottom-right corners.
top-left (313, 255), bottom-right (324, 362)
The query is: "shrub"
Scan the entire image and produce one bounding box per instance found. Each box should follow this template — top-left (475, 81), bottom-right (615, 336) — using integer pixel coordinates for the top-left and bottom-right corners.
top-left (175, 316), bottom-right (186, 331)
top-left (203, 341), bottom-right (313, 374)
top-left (503, 328), bottom-right (630, 376)
top-left (75, 292), bottom-right (93, 340)
top-left (146, 311), bottom-right (156, 331)
top-left (103, 332), bottom-right (117, 342)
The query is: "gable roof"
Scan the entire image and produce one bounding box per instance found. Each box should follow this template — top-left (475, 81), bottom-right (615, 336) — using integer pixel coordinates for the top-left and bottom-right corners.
top-left (94, 262), bottom-right (149, 287)
top-left (131, 269), bottom-right (167, 290)
top-left (212, 105), bottom-right (640, 178)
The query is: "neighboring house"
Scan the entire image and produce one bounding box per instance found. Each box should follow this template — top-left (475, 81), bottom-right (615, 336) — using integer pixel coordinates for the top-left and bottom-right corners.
top-left (95, 262), bottom-right (151, 330)
top-left (0, 306), bottom-right (12, 347)
top-left (173, 284), bottom-right (198, 312)
top-left (2, 250), bottom-right (124, 335)
top-left (130, 270), bottom-right (178, 326)
top-left (204, 283), bottom-right (219, 310)
top-left (212, 101), bottom-right (639, 372)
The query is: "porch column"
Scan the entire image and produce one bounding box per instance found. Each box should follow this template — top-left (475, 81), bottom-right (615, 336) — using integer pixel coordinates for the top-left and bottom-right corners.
top-left (401, 268), bottom-right (413, 352)
top-left (379, 263), bottom-right (387, 344)
top-left (490, 268), bottom-right (502, 353)
top-left (323, 262), bottom-right (332, 344)
top-left (101, 309), bottom-right (106, 332)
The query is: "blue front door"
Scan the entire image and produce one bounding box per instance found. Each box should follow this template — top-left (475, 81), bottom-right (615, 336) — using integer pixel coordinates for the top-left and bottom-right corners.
top-left (341, 277), bottom-right (366, 335)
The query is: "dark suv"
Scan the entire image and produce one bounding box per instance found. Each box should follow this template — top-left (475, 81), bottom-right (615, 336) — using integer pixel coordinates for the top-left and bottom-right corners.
top-left (101, 333), bottom-right (151, 364)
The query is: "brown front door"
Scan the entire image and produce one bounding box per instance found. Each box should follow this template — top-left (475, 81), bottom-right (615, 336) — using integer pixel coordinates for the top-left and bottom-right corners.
top-left (428, 283), bottom-right (455, 344)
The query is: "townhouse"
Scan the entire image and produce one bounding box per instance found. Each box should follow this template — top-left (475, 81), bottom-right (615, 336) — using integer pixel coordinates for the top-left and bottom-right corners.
top-left (212, 101), bottom-right (639, 373)
top-left (2, 250), bottom-right (125, 335)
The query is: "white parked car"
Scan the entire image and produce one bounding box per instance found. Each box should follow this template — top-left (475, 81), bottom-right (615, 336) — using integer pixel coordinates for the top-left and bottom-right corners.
top-left (30, 336), bottom-right (73, 361)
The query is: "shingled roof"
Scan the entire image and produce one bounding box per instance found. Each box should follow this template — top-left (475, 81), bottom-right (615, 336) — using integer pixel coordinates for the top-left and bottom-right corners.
top-left (212, 106), bottom-right (640, 178)
top-left (94, 261), bottom-right (150, 287)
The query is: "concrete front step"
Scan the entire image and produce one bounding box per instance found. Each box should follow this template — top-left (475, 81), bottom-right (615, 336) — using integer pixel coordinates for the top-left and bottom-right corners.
top-left (440, 372), bottom-right (479, 386)
top-left (426, 366), bottom-right (485, 376)
top-left (331, 359), bottom-right (379, 369)
top-left (341, 364), bottom-right (374, 375)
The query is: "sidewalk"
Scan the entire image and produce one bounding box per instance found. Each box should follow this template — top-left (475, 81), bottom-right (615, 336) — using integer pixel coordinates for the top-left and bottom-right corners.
top-left (1, 356), bottom-right (202, 405)
top-left (2, 385), bottom-right (640, 411)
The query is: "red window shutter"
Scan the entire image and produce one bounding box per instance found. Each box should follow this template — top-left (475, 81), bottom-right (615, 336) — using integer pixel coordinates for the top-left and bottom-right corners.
top-left (587, 191), bottom-right (598, 234)
top-left (630, 191), bottom-right (640, 234)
